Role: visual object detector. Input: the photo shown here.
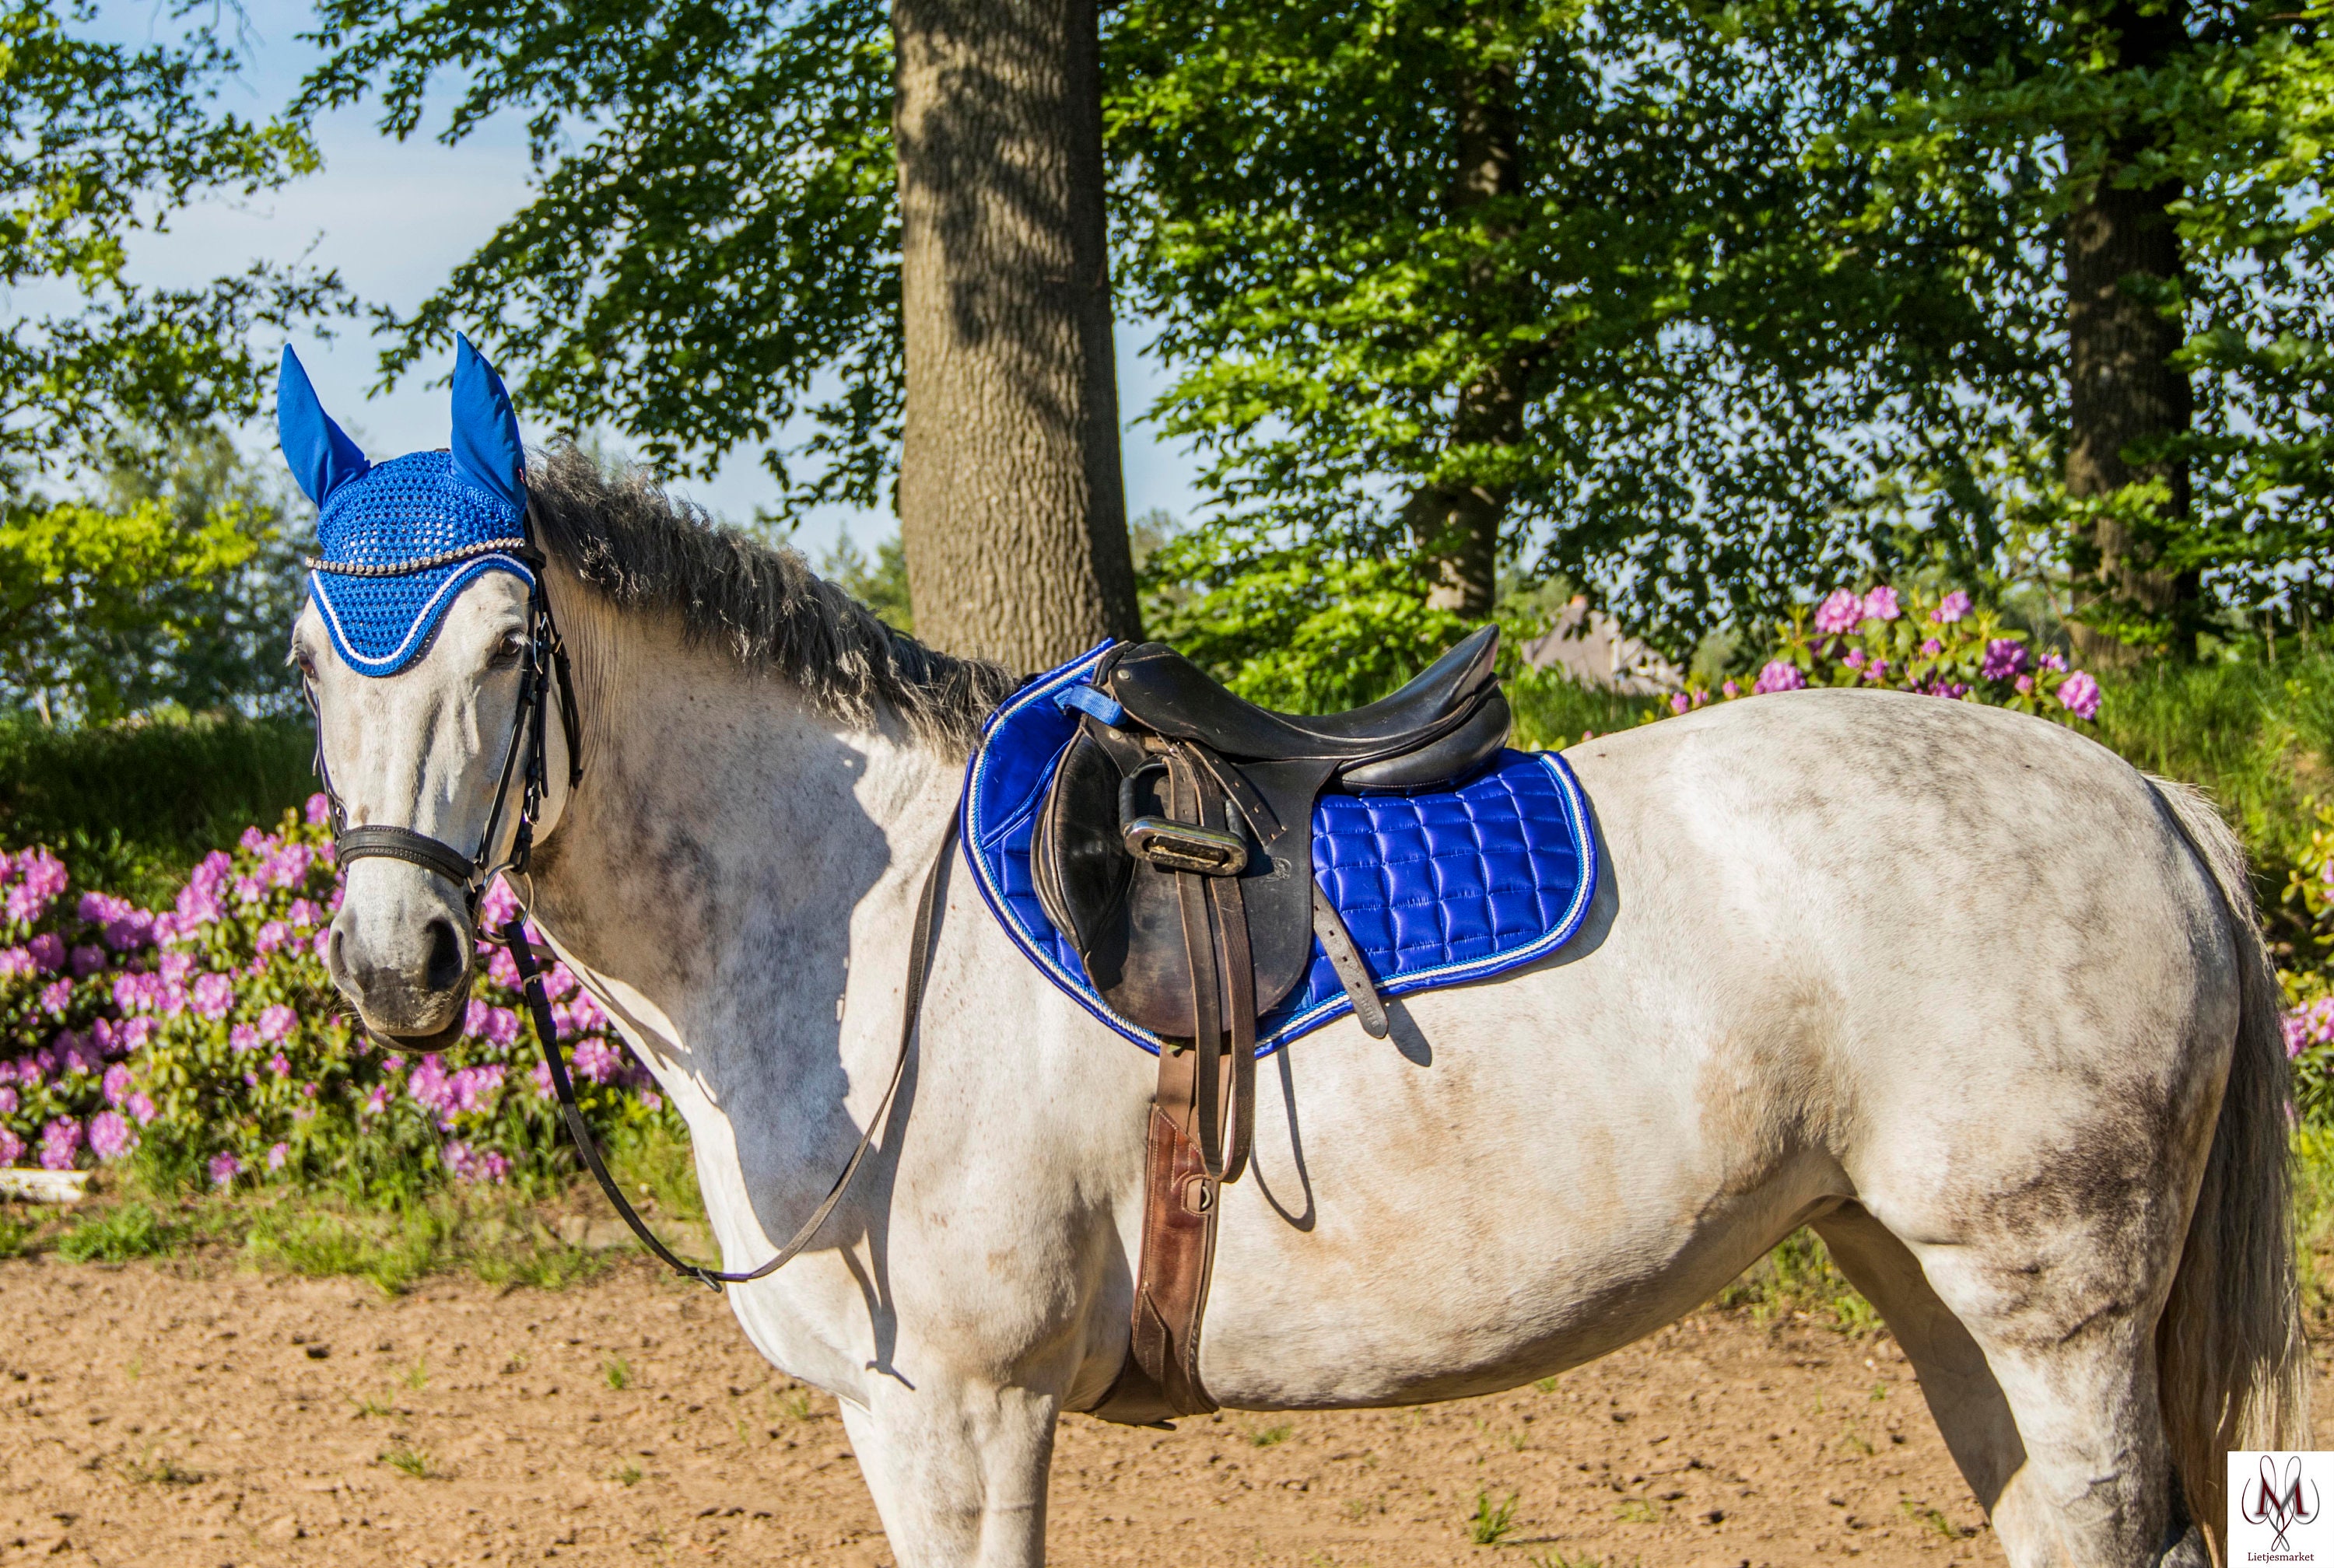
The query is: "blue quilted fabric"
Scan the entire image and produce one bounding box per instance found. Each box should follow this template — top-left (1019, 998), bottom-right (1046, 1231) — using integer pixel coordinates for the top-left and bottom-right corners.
top-left (963, 644), bottom-right (1598, 1055)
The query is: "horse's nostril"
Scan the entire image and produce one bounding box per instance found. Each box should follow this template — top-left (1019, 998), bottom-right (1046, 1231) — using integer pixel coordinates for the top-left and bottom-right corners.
top-left (422, 917), bottom-right (467, 994)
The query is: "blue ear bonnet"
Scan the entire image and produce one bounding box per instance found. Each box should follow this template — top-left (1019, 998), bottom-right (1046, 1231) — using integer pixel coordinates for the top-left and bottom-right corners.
top-left (282, 337), bottom-right (534, 677)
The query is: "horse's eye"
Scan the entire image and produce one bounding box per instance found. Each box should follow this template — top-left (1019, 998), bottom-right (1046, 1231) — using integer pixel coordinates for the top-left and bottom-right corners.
top-left (291, 646), bottom-right (317, 681)
top-left (489, 632), bottom-right (528, 669)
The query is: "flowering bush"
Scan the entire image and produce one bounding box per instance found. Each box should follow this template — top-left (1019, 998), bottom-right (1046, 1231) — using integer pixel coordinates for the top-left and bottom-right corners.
top-left (1667, 584), bottom-right (2104, 724)
top-left (0, 798), bottom-right (674, 1190)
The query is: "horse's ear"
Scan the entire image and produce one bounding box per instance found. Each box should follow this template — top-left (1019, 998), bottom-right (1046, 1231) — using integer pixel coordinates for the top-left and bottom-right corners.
top-left (449, 332), bottom-right (525, 509)
top-left (276, 345), bottom-right (370, 508)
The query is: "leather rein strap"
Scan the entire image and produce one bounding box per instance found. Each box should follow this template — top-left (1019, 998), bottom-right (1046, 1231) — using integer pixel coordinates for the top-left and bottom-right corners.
top-left (308, 499), bottom-right (954, 1294)
top-left (504, 818), bottom-right (953, 1293)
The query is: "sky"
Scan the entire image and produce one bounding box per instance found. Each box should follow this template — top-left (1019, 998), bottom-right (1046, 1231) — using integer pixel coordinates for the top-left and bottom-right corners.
top-left (89, 0), bottom-right (1207, 560)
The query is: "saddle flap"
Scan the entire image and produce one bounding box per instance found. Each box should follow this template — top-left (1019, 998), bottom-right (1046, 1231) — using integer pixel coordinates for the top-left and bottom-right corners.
top-left (1032, 725), bottom-right (1322, 1036)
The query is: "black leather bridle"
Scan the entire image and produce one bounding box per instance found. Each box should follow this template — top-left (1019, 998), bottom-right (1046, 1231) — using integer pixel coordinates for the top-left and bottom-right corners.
top-left (303, 502), bottom-right (946, 1293)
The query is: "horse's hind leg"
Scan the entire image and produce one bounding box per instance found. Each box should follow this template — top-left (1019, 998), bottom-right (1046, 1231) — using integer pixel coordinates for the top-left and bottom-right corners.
top-left (1819, 1197), bottom-right (2200, 1566)
top-left (1832, 1178), bottom-right (2198, 1568)
top-left (1812, 1202), bottom-right (2025, 1510)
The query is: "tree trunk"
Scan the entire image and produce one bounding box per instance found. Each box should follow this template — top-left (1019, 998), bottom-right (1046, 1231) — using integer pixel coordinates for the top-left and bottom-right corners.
top-left (891, 0), bottom-right (1141, 670)
top-left (2064, 0), bottom-right (2197, 662)
top-left (1414, 17), bottom-right (1526, 617)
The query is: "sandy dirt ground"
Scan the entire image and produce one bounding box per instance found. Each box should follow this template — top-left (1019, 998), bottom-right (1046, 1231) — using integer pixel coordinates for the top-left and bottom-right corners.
top-left (0, 1253), bottom-right (2312, 1568)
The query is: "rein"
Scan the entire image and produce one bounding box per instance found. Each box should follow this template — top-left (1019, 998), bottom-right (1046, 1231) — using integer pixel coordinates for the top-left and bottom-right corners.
top-left (306, 504), bottom-right (951, 1293)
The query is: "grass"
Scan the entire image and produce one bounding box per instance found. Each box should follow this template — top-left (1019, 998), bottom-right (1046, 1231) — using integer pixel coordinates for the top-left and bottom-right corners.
top-left (0, 712), bottom-right (313, 902)
top-left (611, 1462), bottom-right (643, 1486)
top-left (1466, 1489), bottom-right (1520, 1545)
top-left (1899, 1499), bottom-right (1964, 1539)
top-left (122, 1446), bottom-right (204, 1486)
top-left (378, 1443), bottom-right (437, 1479)
top-left (238, 1190), bottom-right (608, 1295)
top-left (1247, 1422), bottom-right (1291, 1447)
top-left (1715, 1227), bottom-right (1880, 1332)
top-left (56, 1202), bottom-right (182, 1263)
top-left (603, 1356), bottom-right (632, 1391)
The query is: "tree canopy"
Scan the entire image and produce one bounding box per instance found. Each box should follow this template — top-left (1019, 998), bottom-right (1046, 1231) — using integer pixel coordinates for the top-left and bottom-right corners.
top-left (279, 0), bottom-right (2334, 688)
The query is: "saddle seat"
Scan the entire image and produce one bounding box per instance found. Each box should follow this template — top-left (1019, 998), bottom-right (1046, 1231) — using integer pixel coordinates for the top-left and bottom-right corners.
top-left (1102, 625), bottom-right (1509, 789)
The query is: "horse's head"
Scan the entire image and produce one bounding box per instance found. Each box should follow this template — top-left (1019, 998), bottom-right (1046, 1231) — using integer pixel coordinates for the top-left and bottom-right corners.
top-left (282, 336), bottom-right (573, 1046)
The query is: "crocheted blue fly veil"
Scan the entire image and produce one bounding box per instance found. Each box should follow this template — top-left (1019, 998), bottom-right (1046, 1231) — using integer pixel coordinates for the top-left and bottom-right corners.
top-left (281, 334), bottom-right (534, 677)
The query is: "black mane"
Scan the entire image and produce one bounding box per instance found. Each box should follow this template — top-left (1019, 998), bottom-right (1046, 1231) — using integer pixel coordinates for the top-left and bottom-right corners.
top-left (525, 444), bottom-right (1016, 754)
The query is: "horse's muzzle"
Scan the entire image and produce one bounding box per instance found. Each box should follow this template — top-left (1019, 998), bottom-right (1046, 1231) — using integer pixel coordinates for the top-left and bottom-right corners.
top-left (327, 862), bottom-right (475, 1038)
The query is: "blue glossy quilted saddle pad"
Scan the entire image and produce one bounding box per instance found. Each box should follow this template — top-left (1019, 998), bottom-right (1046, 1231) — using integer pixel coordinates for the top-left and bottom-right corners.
top-left (962, 645), bottom-right (1600, 1055)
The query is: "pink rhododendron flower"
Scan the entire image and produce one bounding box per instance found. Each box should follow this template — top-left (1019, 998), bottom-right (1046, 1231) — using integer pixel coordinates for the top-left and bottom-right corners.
top-left (442, 1141), bottom-right (511, 1184)
top-left (102, 1064), bottom-right (131, 1108)
top-left (7, 848), bottom-right (66, 922)
top-left (1861, 586), bottom-right (1900, 621)
top-left (1720, 680), bottom-right (1739, 698)
top-left (1866, 659), bottom-right (1889, 683)
top-left (311, 927), bottom-right (332, 962)
top-left (307, 793), bottom-right (331, 827)
top-left (1752, 660), bottom-right (1806, 695)
top-left (478, 877), bottom-right (521, 929)
top-left (0, 947), bottom-right (31, 978)
top-left (1978, 639), bottom-right (2028, 681)
top-left (268, 1052), bottom-right (291, 1078)
top-left (1811, 589), bottom-right (1862, 635)
top-left (363, 1083), bottom-right (392, 1115)
top-left (89, 1111), bottom-right (135, 1163)
top-left (286, 898), bottom-right (319, 929)
top-left (69, 944), bottom-right (103, 976)
top-left (1841, 648), bottom-right (1865, 669)
top-left (38, 978), bottom-right (71, 1017)
top-left (258, 1003), bottom-right (296, 1044)
top-left (1919, 638), bottom-right (1943, 657)
top-left (1932, 590), bottom-right (1971, 623)
top-left (487, 947), bottom-right (521, 989)
top-left (2057, 670), bottom-right (2103, 722)
top-left (26, 933), bottom-right (62, 971)
top-left (209, 1152), bottom-right (241, 1187)
top-left (229, 1024), bottom-right (259, 1052)
top-left (39, 1116), bottom-right (82, 1171)
top-left (2014, 674), bottom-right (2034, 695)
top-left (0, 1126), bottom-right (20, 1165)
top-left (254, 920), bottom-right (289, 954)
top-left (571, 1038), bottom-right (622, 1084)
top-left (191, 971), bottom-right (235, 1020)
top-left (0, 1087), bottom-right (16, 1115)
top-left (267, 1142), bottom-right (289, 1172)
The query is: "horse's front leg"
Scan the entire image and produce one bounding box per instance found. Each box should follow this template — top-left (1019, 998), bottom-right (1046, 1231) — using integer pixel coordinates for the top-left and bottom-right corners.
top-left (838, 1381), bottom-right (1060, 1568)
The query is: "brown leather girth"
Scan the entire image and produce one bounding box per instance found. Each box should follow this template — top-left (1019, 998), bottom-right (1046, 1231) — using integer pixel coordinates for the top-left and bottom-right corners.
top-left (1092, 746), bottom-right (1255, 1425)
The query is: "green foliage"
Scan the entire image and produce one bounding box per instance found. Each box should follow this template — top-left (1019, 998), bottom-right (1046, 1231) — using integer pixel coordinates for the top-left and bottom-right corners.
top-left (299, 0), bottom-right (897, 519)
top-left (0, 712), bottom-right (314, 903)
top-left (0, 3), bottom-right (341, 496)
top-left (55, 1201), bottom-right (180, 1262)
top-left (0, 428), bottom-right (309, 725)
top-left (821, 530), bottom-right (912, 632)
top-left (1466, 1488), bottom-right (1520, 1546)
top-left (1107, 0), bottom-right (2334, 654)
top-left (1717, 1227), bottom-right (1879, 1333)
top-left (239, 1191), bottom-right (605, 1295)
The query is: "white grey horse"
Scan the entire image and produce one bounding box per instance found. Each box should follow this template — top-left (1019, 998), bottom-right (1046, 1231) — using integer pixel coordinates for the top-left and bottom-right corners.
top-left (300, 446), bottom-right (2306, 1567)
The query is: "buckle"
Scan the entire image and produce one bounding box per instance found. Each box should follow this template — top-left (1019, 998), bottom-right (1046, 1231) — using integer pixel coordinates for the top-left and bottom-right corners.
top-left (1123, 817), bottom-right (1248, 876)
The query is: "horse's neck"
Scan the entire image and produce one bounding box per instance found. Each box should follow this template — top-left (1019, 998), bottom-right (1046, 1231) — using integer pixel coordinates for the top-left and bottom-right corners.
top-left (522, 603), bottom-right (956, 1101)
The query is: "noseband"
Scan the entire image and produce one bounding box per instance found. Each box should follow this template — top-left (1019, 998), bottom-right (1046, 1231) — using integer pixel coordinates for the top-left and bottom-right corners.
top-left (303, 506), bottom-right (947, 1293)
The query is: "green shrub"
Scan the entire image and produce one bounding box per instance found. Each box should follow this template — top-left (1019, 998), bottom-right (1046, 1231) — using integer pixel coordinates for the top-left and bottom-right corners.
top-left (0, 714), bottom-right (313, 903)
top-left (56, 1201), bottom-right (180, 1262)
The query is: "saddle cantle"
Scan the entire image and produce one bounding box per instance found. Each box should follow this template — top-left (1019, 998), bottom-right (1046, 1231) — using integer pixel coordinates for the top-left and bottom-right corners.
top-left (1032, 626), bottom-right (1513, 1047)
top-left (960, 633), bottom-right (1596, 1429)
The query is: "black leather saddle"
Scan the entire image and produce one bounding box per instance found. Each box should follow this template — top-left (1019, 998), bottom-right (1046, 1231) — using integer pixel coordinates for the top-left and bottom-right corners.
top-left (1032, 626), bottom-right (1511, 1183)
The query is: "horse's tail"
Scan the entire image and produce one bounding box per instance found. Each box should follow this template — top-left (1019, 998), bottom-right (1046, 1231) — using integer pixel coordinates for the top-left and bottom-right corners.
top-left (2149, 776), bottom-right (2311, 1549)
